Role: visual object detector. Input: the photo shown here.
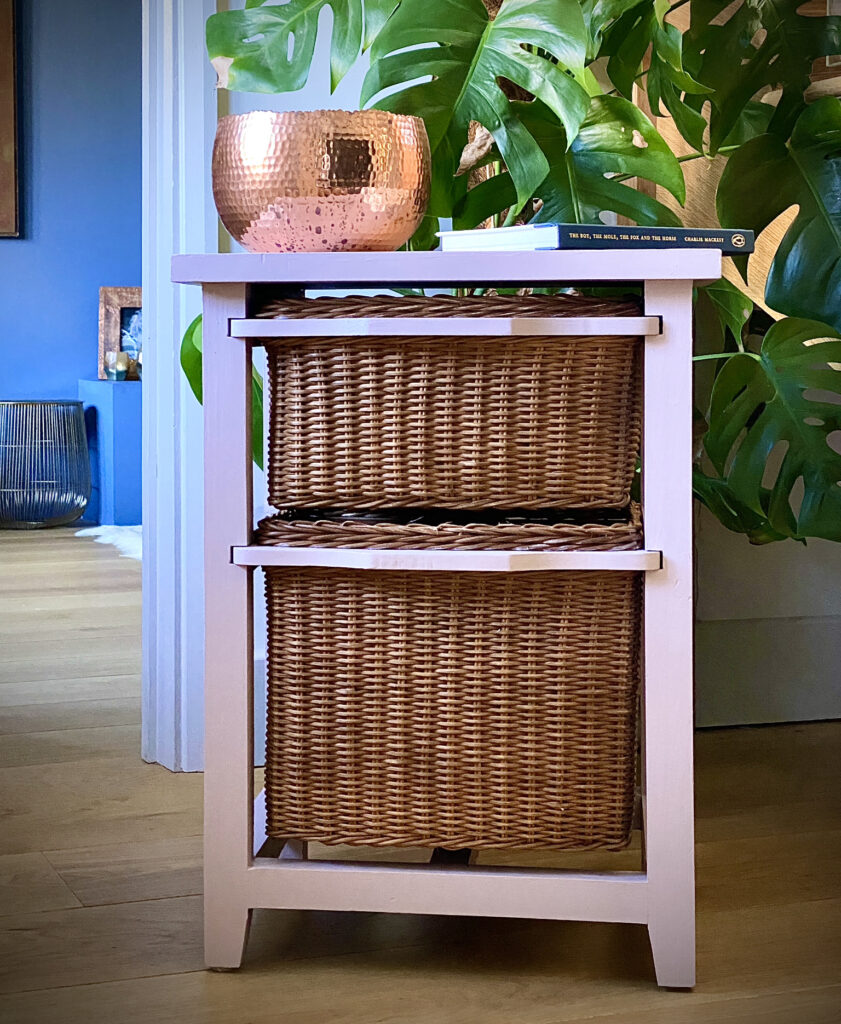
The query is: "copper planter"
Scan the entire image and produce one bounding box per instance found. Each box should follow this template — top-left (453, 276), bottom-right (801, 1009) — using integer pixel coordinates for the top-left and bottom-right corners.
top-left (212, 109), bottom-right (431, 253)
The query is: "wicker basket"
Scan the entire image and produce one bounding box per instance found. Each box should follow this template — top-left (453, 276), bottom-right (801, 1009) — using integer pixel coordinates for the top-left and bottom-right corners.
top-left (261, 293), bottom-right (642, 510)
top-left (261, 514), bottom-right (642, 851)
top-left (256, 502), bottom-right (642, 551)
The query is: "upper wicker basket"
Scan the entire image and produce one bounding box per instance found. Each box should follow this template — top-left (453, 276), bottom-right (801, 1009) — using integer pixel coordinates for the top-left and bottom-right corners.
top-left (260, 293), bottom-right (642, 511)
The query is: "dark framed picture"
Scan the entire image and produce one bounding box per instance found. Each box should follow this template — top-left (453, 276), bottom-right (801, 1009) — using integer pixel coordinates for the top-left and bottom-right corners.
top-left (98, 287), bottom-right (143, 380)
top-left (0, 0), bottom-right (18, 237)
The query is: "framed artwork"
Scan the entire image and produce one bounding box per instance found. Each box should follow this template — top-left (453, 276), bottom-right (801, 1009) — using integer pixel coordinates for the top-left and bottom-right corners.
top-left (0, 0), bottom-right (18, 237)
top-left (98, 287), bottom-right (143, 380)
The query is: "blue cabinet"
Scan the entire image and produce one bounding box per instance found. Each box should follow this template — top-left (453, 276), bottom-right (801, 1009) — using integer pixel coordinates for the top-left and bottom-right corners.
top-left (77, 379), bottom-right (142, 525)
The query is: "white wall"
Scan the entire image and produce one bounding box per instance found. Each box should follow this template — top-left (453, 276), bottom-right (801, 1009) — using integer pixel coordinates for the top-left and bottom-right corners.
top-left (694, 508), bottom-right (841, 726)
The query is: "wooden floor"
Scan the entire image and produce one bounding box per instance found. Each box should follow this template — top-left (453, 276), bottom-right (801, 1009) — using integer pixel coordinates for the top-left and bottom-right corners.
top-left (0, 529), bottom-right (839, 1023)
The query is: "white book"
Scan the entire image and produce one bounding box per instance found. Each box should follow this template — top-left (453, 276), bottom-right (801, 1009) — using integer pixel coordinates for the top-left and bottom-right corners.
top-left (437, 224), bottom-right (560, 252)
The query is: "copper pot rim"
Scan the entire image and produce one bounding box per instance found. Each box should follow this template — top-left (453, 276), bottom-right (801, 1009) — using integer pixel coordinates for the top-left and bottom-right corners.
top-left (215, 109), bottom-right (427, 132)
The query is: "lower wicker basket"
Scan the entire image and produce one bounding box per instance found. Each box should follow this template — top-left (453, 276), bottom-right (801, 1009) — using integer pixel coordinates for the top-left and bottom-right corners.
top-left (261, 511), bottom-right (642, 851)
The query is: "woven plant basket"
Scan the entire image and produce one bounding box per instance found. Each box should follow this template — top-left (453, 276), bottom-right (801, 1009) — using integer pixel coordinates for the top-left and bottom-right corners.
top-left (261, 515), bottom-right (642, 852)
top-left (261, 293), bottom-right (642, 510)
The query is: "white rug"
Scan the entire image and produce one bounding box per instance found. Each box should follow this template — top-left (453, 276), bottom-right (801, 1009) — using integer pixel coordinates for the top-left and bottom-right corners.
top-left (76, 525), bottom-right (142, 561)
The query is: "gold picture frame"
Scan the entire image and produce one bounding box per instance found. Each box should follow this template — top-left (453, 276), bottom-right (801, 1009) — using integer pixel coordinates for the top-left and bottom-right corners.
top-left (98, 287), bottom-right (142, 380)
top-left (0, 0), bottom-right (18, 237)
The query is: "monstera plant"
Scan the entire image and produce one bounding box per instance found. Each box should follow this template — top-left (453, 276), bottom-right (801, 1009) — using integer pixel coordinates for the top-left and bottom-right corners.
top-left (183, 0), bottom-right (841, 544)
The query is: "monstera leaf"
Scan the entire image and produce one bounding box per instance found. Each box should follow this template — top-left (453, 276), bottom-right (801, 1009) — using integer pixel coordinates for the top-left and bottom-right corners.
top-left (604, 1), bottom-right (711, 150)
top-left (206, 0), bottom-right (397, 93)
top-left (717, 99), bottom-right (841, 333)
top-left (702, 318), bottom-right (841, 541)
top-left (361, 0), bottom-right (591, 213)
top-left (684, 0), bottom-right (841, 152)
top-left (645, 22), bottom-right (712, 151)
top-left (692, 472), bottom-right (789, 544)
top-left (180, 315), bottom-right (265, 470)
top-left (581, 0), bottom-right (649, 57)
top-left (700, 279), bottom-right (753, 347)
top-left (455, 97), bottom-right (685, 229)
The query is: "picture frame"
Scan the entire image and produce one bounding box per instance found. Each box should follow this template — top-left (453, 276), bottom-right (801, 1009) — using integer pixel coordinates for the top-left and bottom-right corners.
top-left (98, 287), bottom-right (143, 380)
top-left (0, 0), bottom-right (18, 237)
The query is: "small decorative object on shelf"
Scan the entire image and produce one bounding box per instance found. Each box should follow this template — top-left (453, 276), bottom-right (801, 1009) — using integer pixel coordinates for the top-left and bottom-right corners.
top-left (0, 400), bottom-right (91, 528)
top-left (98, 286), bottom-right (142, 380)
top-left (212, 109), bottom-right (430, 253)
top-left (104, 351), bottom-right (130, 381)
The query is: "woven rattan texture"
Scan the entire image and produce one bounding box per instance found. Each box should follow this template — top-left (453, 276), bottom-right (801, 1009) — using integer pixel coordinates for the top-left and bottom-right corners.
top-left (256, 503), bottom-right (642, 551)
top-left (262, 294), bottom-right (642, 510)
top-left (259, 294), bottom-right (642, 320)
top-left (264, 567), bottom-right (641, 851)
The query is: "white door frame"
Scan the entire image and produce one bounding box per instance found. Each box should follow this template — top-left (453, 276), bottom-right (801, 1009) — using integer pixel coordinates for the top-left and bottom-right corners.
top-left (141, 0), bottom-right (218, 771)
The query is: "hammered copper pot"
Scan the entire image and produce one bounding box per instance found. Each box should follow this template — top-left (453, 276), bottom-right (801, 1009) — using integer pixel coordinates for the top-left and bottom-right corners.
top-left (212, 109), bottom-right (431, 253)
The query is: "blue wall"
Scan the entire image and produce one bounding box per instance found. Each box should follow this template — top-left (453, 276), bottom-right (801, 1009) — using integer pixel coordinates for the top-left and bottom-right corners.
top-left (0, 0), bottom-right (142, 400)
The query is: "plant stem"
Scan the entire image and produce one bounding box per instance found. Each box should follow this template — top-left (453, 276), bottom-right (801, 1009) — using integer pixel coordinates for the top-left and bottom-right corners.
top-left (609, 145), bottom-right (742, 185)
top-left (490, 160), bottom-right (502, 228)
top-left (693, 352), bottom-right (758, 362)
top-left (677, 146), bottom-right (740, 163)
top-left (501, 205), bottom-right (521, 227)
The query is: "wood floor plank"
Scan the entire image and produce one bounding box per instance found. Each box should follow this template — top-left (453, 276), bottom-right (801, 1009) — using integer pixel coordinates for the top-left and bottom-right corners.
top-left (0, 623), bottom-right (139, 645)
top-left (0, 611), bottom-right (139, 640)
top-left (0, 650), bottom-right (140, 684)
top-left (0, 725), bottom-right (141, 768)
top-left (0, 542), bottom-right (121, 565)
top-left (0, 969), bottom-right (692, 1024)
top-left (0, 675), bottom-right (139, 708)
top-left (0, 901), bottom-right (838, 1020)
top-left (44, 836), bottom-right (203, 907)
top-left (0, 756), bottom-right (202, 856)
top-left (561, 988), bottom-right (841, 1023)
top-left (695, 723), bottom-right (840, 812)
top-left (693, 723), bottom-right (841, 842)
top-left (0, 698), bottom-right (140, 735)
top-left (0, 590), bottom-right (139, 616)
top-left (1, 566), bottom-right (141, 594)
top-left (695, 829), bottom-right (841, 913)
top-left (0, 530), bottom-right (139, 560)
top-left (0, 852), bottom-right (82, 916)
top-left (0, 895), bottom-right (205, 994)
top-left (1, 635), bottom-right (140, 664)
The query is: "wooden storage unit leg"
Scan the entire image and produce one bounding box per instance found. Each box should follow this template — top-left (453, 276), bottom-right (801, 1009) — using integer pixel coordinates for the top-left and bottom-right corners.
top-left (202, 282), bottom-right (254, 968)
top-left (642, 279), bottom-right (697, 988)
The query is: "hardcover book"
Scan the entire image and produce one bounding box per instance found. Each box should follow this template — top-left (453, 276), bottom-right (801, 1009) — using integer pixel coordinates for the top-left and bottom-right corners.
top-left (437, 223), bottom-right (754, 255)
